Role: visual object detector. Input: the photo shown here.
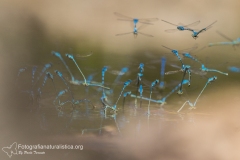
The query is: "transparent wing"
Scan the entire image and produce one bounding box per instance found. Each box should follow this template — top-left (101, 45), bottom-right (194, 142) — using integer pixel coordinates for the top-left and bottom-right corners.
top-left (216, 30), bottom-right (233, 41)
top-left (114, 12), bottom-right (158, 24)
top-left (162, 20), bottom-right (178, 26)
top-left (138, 21), bottom-right (154, 25)
top-left (170, 64), bottom-right (181, 69)
top-left (115, 32), bottom-right (133, 36)
top-left (88, 83), bottom-right (110, 90)
top-left (197, 28), bottom-right (209, 34)
top-left (114, 12), bottom-right (133, 20)
top-left (193, 46), bottom-right (206, 53)
top-left (190, 68), bottom-right (207, 76)
top-left (117, 19), bottom-right (153, 25)
top-left (162, 45), bottom-right (173, 51)
top-left (205, 21), bottom-right (217, 30)
top-left (200, 24), bottom-right (215, 34)
top-left (138, 17), bottom-right (159, 22)
top-left (116, 19), bottom-right (134, 22)
top-left (164, 29), bottom-right (179, 33)
top-left (138, 32), bottom-right (154, 37)
top-left (163, 20), bottom-right (200, 28)
top-left (179, 45), bottom-right (198, 53)
top-left (138, 24), bottom-right (149, 31)
top-left (183, 20), bottom-right (200, 27)
top-left (162, 45), bottom-right (197, 54)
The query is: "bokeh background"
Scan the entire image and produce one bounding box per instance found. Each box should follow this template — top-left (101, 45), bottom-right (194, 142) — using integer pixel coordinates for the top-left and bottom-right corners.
top-left (1, 0), bottom-right (240, 159)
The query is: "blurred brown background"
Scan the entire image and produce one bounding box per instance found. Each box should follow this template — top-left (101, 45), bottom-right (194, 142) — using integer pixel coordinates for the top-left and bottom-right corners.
top-left (1, 0), bottom-right (240, 159)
